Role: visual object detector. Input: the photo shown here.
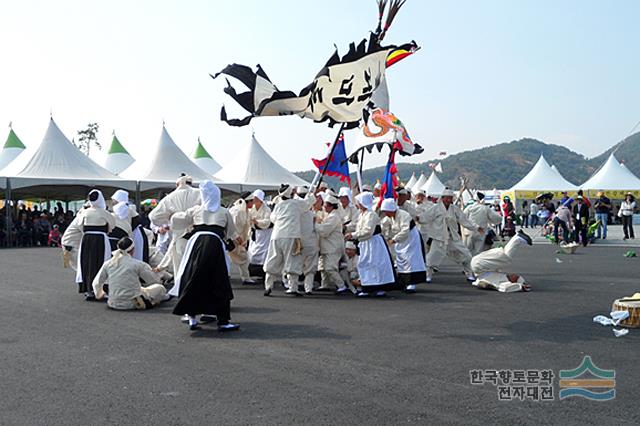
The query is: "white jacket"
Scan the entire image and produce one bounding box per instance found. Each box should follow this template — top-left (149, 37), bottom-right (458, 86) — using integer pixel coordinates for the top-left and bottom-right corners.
top-left (315, 209), bottom-right (345, 254)
top-left (352, 210), bottom-right (380, 242)
top-left (462, 202), bottom-right (502, 237)
top-left (381, 209), bottom-right (412, 243)
top-left (425, 202), bottom-right (479, 242)
top-left (269, 196), bottom-right (314, 239)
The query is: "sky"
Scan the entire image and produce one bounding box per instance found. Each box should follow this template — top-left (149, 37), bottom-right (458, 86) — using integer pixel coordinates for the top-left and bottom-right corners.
top-left (1, 0), bottom-right (639, 173)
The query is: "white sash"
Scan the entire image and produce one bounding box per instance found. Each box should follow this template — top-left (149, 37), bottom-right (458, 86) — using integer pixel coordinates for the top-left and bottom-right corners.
top-left (168, 231), bottom-right (230, 297)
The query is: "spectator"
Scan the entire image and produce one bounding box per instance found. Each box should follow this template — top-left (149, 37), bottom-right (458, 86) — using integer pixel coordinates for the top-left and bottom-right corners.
top-left (48, 225), bottom-right (62, 247)
top-left (619, 193), bottom-right (636, 240)
top-left (572, 196), bottom-right (590, 247)
top-left (529, 200), bottom-right (539, 228)
top-left (593, 191), bottom-right (611, 239)
top-left (521, 200), bottom-right (529, 227)
top-left (34, 213), bottom-right (51, 246)
top-left (553, 202), bottom-right (572, 244)
top-left (14, 212), bottom-right (33, 247)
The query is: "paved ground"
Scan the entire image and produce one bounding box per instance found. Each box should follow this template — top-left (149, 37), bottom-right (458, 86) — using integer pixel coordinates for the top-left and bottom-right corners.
top-left (1, 244), bottom-right (639, 425)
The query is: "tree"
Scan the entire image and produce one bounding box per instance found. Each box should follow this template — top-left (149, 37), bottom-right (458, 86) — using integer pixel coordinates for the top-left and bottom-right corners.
top-left (76, 123), bottom-right (101, 156)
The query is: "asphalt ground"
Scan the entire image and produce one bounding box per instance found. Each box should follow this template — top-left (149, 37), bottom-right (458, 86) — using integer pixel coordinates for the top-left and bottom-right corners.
top-left (1, 244), bottom-right (638, 425)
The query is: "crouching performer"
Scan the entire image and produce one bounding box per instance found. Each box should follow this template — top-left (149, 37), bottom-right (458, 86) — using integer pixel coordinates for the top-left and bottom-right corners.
top-left (470, 230), bottom-right (532, 292)
top-left (92, 237), bottom-right (168, 309)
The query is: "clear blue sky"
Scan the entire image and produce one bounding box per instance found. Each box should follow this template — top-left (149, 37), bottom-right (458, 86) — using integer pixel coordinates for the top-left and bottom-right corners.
top-left (1, 0), bottom-right (638, 171)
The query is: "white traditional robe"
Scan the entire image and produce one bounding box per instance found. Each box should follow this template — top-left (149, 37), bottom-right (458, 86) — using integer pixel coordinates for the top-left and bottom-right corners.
top-left (315, 209), bottom-right (345, 288)
top-left (247, 203), bottom-right (272, 266)
top-left (352, 210), bottom-right (395, 289)
top-left (150, 184), bottom-right (201, 274)
top-left (425, 202), bottom-right (479, 276)
top-left (263, 196), bottom-right (314, 289)
top-left (462, 201), bottom-right (502, 255)
top-left (228, 199), bottom-right (251, 280)
top-left (92, 251), bottom-right (166, 310)
top-left (382, 209), bottom-right (425, 282)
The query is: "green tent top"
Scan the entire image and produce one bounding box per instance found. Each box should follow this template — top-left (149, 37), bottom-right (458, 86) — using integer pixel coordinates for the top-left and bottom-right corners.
top-left (3, 128), bottom-right (26, 150)
top-left (193, 139), bottom-right (212, 159)
top-left (107, 134), bottom-right (130, 155)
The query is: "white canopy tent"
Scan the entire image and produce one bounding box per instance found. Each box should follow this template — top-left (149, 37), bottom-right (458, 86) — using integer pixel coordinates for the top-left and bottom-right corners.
top-left (420, 171), bottom-right (446, 196)
top-left (215, 133), bottom-right (309, 192)
top-left (192, 138), bottom-right (222, 175)
top-left (0, 118), bottom-right (136, 200)
top-left (0, 127), bottom-right (26, 173)
top-left (509, 154), bottom-right (578, 193)
top-left (100, 133), bottom-right (135, 175)
top-left (404, 173), bottom-right (417, 190)
top-left (581, 153), bottom-right (640, 195)
top-left (412, 173), bottom-right (427, 192)
top-left (120, 125), bottom-right (226, 192)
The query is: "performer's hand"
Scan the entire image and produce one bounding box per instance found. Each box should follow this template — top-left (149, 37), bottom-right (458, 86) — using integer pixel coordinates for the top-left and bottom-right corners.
top-left (235, 237), bottom-right (243, 245)
top-left (152, 267), bottom-right (162, 273)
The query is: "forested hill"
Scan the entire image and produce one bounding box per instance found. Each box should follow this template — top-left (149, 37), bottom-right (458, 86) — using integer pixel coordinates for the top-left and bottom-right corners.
top-left (294, 133), bottom-right (640, 189)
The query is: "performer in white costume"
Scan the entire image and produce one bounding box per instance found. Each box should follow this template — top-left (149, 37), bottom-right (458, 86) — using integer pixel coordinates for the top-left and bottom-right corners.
top-left (461, 192), bottom-right (502, 255)
top-left (228, 192), bottom-right (254, 285)
top-left (380, 198), bottom-right (426, 293)
top-left (315, 194), bottom-right (348, 294)
top-left (470, 230), bottom-right (532, 292)
top-left (346, 192), bottom-right (396, 297)
top-left (424, 189), bottom-right (482, 283)
top-left (263, 185), bottom-right (314, 296)
top-left (92, 237), bottom-right (168, 310)
top-left (150, 175), bottom-right (201, 275)
top-left (62, 189), bottom-right (115, 300)
top-left (247, 189), bottom-right (272, 279)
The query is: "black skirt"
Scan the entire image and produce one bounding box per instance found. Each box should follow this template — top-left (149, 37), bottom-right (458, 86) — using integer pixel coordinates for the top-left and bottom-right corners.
top-left (132, 216), bottom-right (150, 263)
top-left (108, 226), bottom-right (128, 251)
top-left (79, 226), bottom-right (108, 293)
top-left (172, 232), bottom-right (234, 316)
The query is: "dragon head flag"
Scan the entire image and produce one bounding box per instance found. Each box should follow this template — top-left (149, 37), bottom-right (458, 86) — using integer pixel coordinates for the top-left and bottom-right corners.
top-left (211, 0), bottom-right (419, 129)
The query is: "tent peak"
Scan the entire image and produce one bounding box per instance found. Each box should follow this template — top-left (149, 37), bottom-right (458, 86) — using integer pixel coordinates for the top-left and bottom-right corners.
top-left (193, 139), bottom-right (213, 159)
top-left (107, 134), bottom-right (130, 155)
top-left (3, 128), bottom-right (26, 150)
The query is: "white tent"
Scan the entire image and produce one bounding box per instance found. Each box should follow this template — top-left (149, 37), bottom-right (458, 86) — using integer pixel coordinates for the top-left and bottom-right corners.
top-left (215, 133), bottom-right (309, 191)
top-left (581, 153), bottom-right (640, 192)
top-left (100, 132), bottom-right (135, 175)
top-left (192, 138), bottom-right (222, 175)
top-left (0, 127), bottom-right (26, 172)
top-left (420, 171), bottom-right (446, 196)
top-left (510, 154), bottom-right (578, 192)
top-left (404, 173), bottom-right (417, 190)
top-left (120, 125), bottom-right (224, 192)
top-left (1, 118), bottom-right (136, 199)
top-left (412, 173), bottom-right (427, 192)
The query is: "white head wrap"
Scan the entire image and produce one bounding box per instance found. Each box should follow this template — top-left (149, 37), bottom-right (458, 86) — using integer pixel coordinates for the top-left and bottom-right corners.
top-left (345, 241), bottom-right (357, 250)
top-left (380, 198), bottom-right (398, 212)
top-left (113, 201), bottom-right (130, 220)
top-left (279, 184), bottom-right (294, 199)
top-left (111, 189), bottom-right (129, 204)
top-left (200, 180), bottom-right (221, 213)
top-left (176, 174), bottom-right (193, 186)
top-left (324, 194), bottom-right (339, 205)
top-left (355, 192), bottom-right (374, 211)
top-left (338, 187), bottom-right (352, 201)
top-left (88, 189), bottom-right (106, 209)
top-left (374, 182), bottom-right (382, 190)
top-left (441, 189), bottom-right (455, 197)
top-left (112, 237), bottom-right (135, 266)
top-left (251, 189), bottom-right (265, 202)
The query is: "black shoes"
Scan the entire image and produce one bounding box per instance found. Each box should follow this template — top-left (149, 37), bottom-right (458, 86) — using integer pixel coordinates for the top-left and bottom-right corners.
top-left (518, 230), bottom-right (533, 246)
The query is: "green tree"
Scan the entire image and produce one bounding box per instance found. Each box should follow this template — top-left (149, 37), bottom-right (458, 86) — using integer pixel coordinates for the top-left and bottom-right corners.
top-left (76, 122), bottom-right (101, 156)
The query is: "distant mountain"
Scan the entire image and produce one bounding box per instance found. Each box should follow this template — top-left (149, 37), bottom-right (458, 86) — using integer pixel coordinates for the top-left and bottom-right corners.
top-left (294, 133), bottom-right (640, 190)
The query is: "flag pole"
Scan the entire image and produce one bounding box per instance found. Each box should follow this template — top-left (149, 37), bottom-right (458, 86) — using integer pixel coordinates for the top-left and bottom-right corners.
top-left (315, 123), bottom-right (346, 190)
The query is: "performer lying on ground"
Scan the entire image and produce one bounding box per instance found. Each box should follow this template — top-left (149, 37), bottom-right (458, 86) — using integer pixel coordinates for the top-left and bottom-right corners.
top-left (470, 230), bottom-right (532, 292)
top-left (92, 237), bottom-right (168, 309)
